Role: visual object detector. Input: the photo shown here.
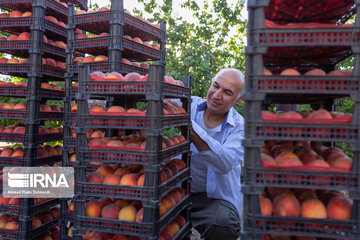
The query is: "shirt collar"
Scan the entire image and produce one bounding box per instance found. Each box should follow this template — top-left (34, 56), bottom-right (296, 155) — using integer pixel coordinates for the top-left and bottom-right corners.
top-left (196, 101), bottom-right (236, 129)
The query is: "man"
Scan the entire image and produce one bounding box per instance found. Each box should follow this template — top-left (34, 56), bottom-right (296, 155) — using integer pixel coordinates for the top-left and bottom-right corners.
top-left (166, 68), bottom-right (245, 239)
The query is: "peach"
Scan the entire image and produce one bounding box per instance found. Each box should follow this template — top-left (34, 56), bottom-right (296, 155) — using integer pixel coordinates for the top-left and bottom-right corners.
top-left (86, 172), bottom-right (103, 183)
top-left (11, 150), bottom-right (23, 158)
top-left (22, 12), bottom-right (32, 17)
top-left (304, 68), bottom-right (326, 76)
top-left (114, 199), bottom-right (129, 208)
top-left (103, 174), bottom-right (121, 185)
top-left (0, 196), bottom-right (10, 204)
top-left (118, 205), bottom-right (137, 221)
top-left (91, 105), bottom-right (106, 112)
top-left (83, 56), bottom-right (95, 63)
top-left (173, 215), bottom-right (186, 229)
top-left (280, 68), bottom-right (300, 75)
top-left (160, 229), bottom-right (173, 240)
top-left (7, 35), bottom-right (18, 41)
top-left (8, 58), bottom-right (19, 64)
top-left (50, 207), bottom-right (60, 218)
top-left (305, 159), bottom-right (330, 168)
top-left (125, 72), bottom-right (142, 81)
top-left (98, 32), bottom-right (109, 37)
top-left (57, 21), bottom-right (66, 28)
top-left (328, 70), bottom-right (352, 76)
top-left (3, 126), bottom-right (14, 133)
top-left (306, 109), bottom-right (332, 119)
top-left (172, 158), bottom-right (186, 171)
top-left (85, 201), bottom-right (102, 218)
top-left (0, 150), bottom-right (13, 157)
top-left (112, 168), bottom-right (130, 178)
top-left (41, 104), bottom-right (52, 112)
top-left (18, 32), bottom-right (30, 41)
top-left (327, 196), bottom-right (352, 220)
top-left (73, 57), bottom-right (84, 63)
top-left (132, 62), bottom-right (140, 67)
top-left (264, 69), bottom-right (272, 75)
top-left (300, 199), bottom-right (327, 219)
top-left (122, 58), bottom-right (132, 65)
top-left (259, 195), bottom-right (272, 215)
top-left (5, 221), bottom-right (19, 230)
top-left (261, 153), bottom-right (277, 167)
top-left (14, 103), bottom-right (26, 110)
top-left (45, 16), bottom-right (58, 24)
top-left (106, 72), bottom-right (125, 80)
top-left (56, 61), bottom-right (66, 69)
top-left (272, 193), bottom-right (300, 217)
top-left (0, 13), bottom-right (9, 18)
top-left (123, 35), bottom-right (132, 40)
top-left (94, 55), bottom-right (108, 62)
top-left (137, 174), bottom-right (145, 186)
top-left (0, 57), bottom-right (8, 63)
top-left (9, 11), bottom-right (22, 18)
top-left (107, 106), bottom-right (125, 113)
top-left (277, 111), bottom-right (303, 119)
top-left (45, 58), bottom-right (56, 67)
top-left (166, 221), bottom-right (180, 236)
top-left (152, 44), bottom-right (160, 50)
top-left (120, 173), bottom-right (139, 186)
top-left (97, 7), bottom-right (110, 12)
top-left (101, 203), bottom-right (120, 219)
top-left (96, 166), bottom-right (114, 177)
top-left (32, 216), bottom-right (42, 228)
top-left (169, 189), bottom-right (182, 203)
top-left (41, 82), bottom-right (52, 89)
top-left (140, 63), bottom-right (149, 69)
top-left (135, 207), bottom-right (143, 222)
top-left (275, 152), bottom-right (303, 167)
top-left (161, 195), bottom-right (176, 211)
top-left (9, 198), bottom-right (20, 206)
top-left (75, 10), bottom-right (86, 15)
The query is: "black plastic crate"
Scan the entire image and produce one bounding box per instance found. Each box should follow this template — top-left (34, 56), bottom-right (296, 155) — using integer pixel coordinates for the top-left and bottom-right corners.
top-left (77, 195), bottom-right (190, 238)
top-left (71, 37), bottom-right (109, 55)
top-left (262, 0), bottom-right (355, 24)
top-left (0, 63), bottom-right (65, 81)
top-left (242, 214), bottom-right (358, 239)
top-left (0, 198), bottom-right (60, 216)
top-left (78, 141), bottom-right (190, 165)
top-left (244, 167), bottom-right (359, 192)
top-left (254, 75), bottom-right (358, 95)
top-left (71, 11), bottom-right (111, 34)
top-left (44, 19), bottom-right (67, 42)
top-left (0, 0), bottom-right (68, 23)
top-left (124, 13), bottom-right (165, 41)
top-left (254, 27), bottom-right (360, 47)
top-left (77, 81), bottom-right (190, 99)
top-left (0, 17), bottom-right (32, 35)
top-left (0, 109), bottom-right (63, 121)
top-left (0, 218), bottom-right (59, 240)
top-left (71, 62), bottom-right (110, 73)
top-left (80, 113), bottom-right (190, 130)
top-left (249, 121), bottom-right (358, 142)
top-left (0, 132), bottom-right (63, 143)
top-left (78, 167), bottom-right (190, 200)
top-left (264, 45), bottom-right (352, 67)
top-left (122, 38), bottom-right (162, 61)
top-left (0, 154), bottom-right (62, 167)
top-left (64, 136), bottom-right (76, 148)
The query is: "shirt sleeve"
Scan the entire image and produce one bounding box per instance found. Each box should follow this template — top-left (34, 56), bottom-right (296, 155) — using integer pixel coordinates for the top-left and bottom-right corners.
top-left (191, 119), bottom-right (244, 174)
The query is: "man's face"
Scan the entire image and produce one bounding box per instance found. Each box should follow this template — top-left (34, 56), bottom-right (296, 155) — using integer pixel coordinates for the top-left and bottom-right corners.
top-left (206, 71), bottom-right (243, 115)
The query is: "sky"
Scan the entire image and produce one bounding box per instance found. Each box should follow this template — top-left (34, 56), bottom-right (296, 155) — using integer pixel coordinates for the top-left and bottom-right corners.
top-left (90, 0), bottom-right (247, 21)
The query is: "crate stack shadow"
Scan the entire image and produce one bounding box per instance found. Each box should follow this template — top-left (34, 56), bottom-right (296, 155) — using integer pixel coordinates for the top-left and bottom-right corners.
top-left (0, 0), bottom-right (85, 239)
top-left (243, 0), bottom-right (360, 239)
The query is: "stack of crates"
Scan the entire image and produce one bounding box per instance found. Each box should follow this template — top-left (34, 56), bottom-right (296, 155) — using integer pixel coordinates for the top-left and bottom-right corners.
top-left (243, 0), bottom-right (360, 239)
top-left (61, 0), bottom-right (192, 239)
top-left (0, 0), bottom-right (85, 239)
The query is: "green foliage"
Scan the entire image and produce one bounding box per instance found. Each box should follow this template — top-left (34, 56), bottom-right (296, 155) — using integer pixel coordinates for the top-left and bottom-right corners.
top-left (135, 0), bottom-right (246, 98)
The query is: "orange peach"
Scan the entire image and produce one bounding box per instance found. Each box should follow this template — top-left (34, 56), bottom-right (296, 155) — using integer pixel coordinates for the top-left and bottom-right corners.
top-left (83, 56), bottom-right (95, 63)
top-left (94, 55), bottom-right (108, 62)
top-left (306, 109), bottom-right (332, 119)
top-left (22, 12), bottom-right (32, 17)
top-left (0, 57), bottom-right (8, 63)
top-left (304, 68), bottom-right (326, 76)
top-left (8, 58), bottom-right (20, 64)
top-left (18, 32), bottom-right (30, 41)
top-left (264, 69), bottom-right (272, 75)
top-left (166, 221), bottom-right (180, 236)
top-left (118, 205), bottom-right (137, 221)
top-left (280, 68), bottom-right (300, 75)
top-left (173, 215), bottom-right (186, 229)
top-left (300, 199), bottom-right (327, 219)
top-left (9, 11), bottom-right (22, 18)
top-left (327, 196), bottom-right (352, 220)
top-left (96, 166), bottom-right (114, 177)
top-left (101, 203), bottom-right (120, 219)
top-left (277, 111), bottom-right (303, 119)
top-left (161, 195), bottom-right (176, 211)
top-left (86, 172), bottom-right (103, 183)
top-left (107, 106), bottom-right (125, 113)
top-left (85, 201), bottom-right (102, 218)
top-left (0, 13), bottom-right (9, 18)
top-left (259, 195), bottom-right (272, 215)
top-left (103, 174), bottom-right (121, 185)
top-left (120, 173), bottom-right (139, 186)
top-left (272, 193), bottom-right (300, 217)
top-left (275, 152), bottom-right (303, 167)
top-left (5, 221), bottom-right (19, 230)
top-left (125, 72), bottom-right (142, 81)
top-left (91, 105), bottom-right (106, 112)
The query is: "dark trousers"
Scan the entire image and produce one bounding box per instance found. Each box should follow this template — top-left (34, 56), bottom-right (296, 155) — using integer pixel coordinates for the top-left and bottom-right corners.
top-left (191, 192), bottom-right (241, 240)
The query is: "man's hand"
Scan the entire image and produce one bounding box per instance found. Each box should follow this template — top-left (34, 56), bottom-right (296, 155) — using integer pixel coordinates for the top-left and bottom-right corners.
top-left (163, 99), bottom-right (182, 109)
top-left (190, 129), bottom-right (211, 152)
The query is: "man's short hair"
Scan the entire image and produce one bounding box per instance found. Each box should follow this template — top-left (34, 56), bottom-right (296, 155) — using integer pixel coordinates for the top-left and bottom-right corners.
top-left (212, 68), bottom-right (245, 98)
